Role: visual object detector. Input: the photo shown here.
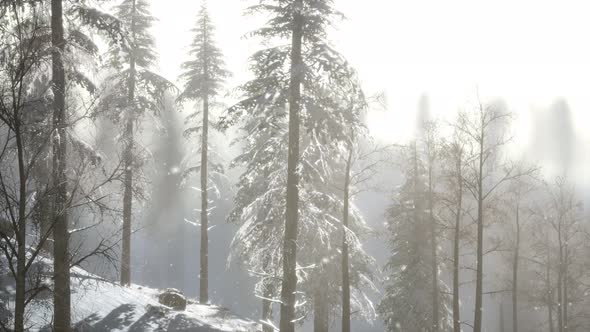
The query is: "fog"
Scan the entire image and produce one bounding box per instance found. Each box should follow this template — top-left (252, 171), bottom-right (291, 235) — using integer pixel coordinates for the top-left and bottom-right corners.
top-left (1, 0), bottom-right (589, 331)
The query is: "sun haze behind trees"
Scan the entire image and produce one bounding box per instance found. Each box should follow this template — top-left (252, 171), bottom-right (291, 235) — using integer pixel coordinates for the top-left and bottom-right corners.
top-left (0, 1), bottom-right (589, 332)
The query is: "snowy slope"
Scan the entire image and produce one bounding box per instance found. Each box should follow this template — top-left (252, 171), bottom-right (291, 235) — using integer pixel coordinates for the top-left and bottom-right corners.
top-left (0, 256), bottom-right (259, 331)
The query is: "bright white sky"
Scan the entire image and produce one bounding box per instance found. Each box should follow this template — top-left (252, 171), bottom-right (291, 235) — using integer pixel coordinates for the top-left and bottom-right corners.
top-left (149, 0), bottom-right (589, 183)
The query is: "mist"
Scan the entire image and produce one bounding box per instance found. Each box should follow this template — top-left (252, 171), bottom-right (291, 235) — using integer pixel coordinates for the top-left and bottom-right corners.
top-left (0, 1), bottom-right (589, 332)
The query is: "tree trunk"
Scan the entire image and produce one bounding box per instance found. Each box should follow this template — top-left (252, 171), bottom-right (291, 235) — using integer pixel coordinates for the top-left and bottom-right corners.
top-left (121, 0), bottom-right (137, 287)
top-left (556, 221), bottom-right (563, 332)
top-left (547, 247), bottom-right (554, 332)
top-left (428, 154), bottom-right (439, 332)
top-left (473, 125), bottom-right (484, 332)
top-left (279, 0), bottom-right (303, 331)
top-left (51, 0), bottom-right (71, 329)
top-left (121, 115), bottom-right (133, 286)
top-left (262, 280), bottom-right (275, 332)
top-left (13, 108), bottom-right (28, 332)
top-left (562, 245), bottom-right (568, 332)
top-left (38, 188), bottom-right (53, 253)
top-left (562, 204), bottom-right (570, 332)
top-left (557, 271), bottom-right (563, 332)
top-left (499, 301), bottom-right (505, 332)
top-left (548, 293), bottom-right (554, 332)
top-left (199, 93), bottom-right (209, 303)
top-left (198, 13), bottom-right (211, 304)
top-left (512, 205), bottom-right (520, 332)
top-left (452, 152), bottom-right (462, 332)
top-left (314, 288), bottom-right (329, 332)
top-left (341, 148), bottom-right (352, 332)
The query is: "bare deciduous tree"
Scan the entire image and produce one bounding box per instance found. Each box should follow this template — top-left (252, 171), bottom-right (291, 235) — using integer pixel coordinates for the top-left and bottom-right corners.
top-left (455, 95), bottom-right (534, 332)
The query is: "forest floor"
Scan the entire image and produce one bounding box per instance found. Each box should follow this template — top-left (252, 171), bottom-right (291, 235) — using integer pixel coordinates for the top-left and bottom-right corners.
top-left (0, 253), bottom-right (259, 331)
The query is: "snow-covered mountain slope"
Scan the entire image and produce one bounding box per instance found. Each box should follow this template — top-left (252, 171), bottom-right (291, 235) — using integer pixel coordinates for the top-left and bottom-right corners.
top-left (0, 256), bottom-right (259, 331)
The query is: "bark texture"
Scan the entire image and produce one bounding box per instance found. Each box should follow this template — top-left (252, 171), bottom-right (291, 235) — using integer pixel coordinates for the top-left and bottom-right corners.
top-left (279, 1), bottom-right (304, 331)
top-left (52, 0), bottom-right (71, 329)
top-left (121, 0), bottom-right (137, 287)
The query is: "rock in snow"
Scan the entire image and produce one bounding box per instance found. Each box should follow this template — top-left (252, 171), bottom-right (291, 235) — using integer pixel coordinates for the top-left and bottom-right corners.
top-left (158, 288), bottom-right (187, 311)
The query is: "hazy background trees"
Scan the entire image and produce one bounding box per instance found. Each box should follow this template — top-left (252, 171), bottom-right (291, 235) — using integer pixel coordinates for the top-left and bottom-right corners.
top-left (1, 0), bottom-right (589, 331)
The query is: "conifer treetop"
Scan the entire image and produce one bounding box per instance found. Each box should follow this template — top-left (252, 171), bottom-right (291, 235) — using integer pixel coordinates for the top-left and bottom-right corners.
top-left (178, 2), bottom-right (229, 103)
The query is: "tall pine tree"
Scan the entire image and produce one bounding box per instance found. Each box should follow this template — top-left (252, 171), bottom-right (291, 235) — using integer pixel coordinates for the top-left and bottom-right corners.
top-left (222, 1), bottom-right (376, 329)
top-left (378, 141), bottom-right (452, 332)
top-left (177, 2), bottom-right (229, 304)
top-left (226, 1), bottom-right (352, 330)
top-left (100, 0), bottom-right (173, 286)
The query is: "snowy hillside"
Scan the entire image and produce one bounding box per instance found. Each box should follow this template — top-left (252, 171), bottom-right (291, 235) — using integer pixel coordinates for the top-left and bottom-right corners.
top-left (0, 256), bottom-right (259, 331)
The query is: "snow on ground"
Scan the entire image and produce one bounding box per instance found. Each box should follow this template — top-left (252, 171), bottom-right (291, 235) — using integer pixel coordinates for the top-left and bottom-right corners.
top-left (0, 255), bottom-right (260, 331)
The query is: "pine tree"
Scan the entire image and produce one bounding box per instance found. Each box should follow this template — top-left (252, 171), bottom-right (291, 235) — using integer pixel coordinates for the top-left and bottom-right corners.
top-left (378, 142), bottom-right (452, 332)
top-left (222, 2), bottom-right (376, 327)
top-left (20, 0), bottom-right (122, 259)
top-left (282, 2), bottom-right (303, 328)
top-left (100, 0), bottom-right (173, 286)
top-left (225, 100), bottom-right (288, 331)
top-left (177, 2), bottom-right (229, 304)
top-left (379, 143), bottom-right (430, 331)
top-left (227, 123), bottom-right (376, 330)
top-left (51, 3), bottom-right (123, 328)
top-left (51, 1), bottom-right (123, 328)
top-left (237, 2), bottom-right (348, 329)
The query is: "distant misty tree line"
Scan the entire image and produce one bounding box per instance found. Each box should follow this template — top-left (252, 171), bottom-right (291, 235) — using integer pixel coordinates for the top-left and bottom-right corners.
top-left (379, 96), bottom-right (590, 332)
top-left (0, 1), bottom-right (589, 332)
